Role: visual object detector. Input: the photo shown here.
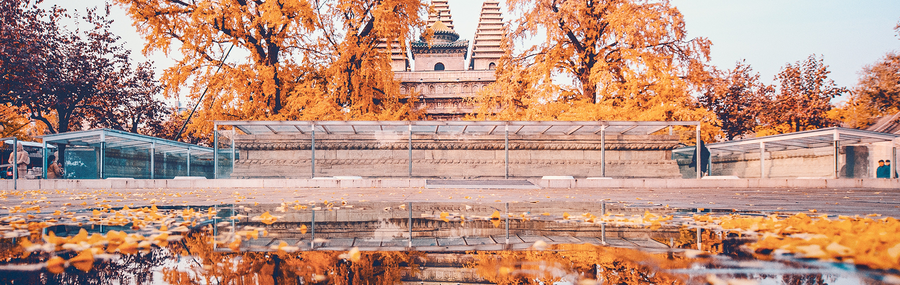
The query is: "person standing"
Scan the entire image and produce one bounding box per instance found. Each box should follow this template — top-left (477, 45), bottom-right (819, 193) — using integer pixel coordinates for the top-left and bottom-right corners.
top-left (887, 160), bottom-right (897, 179)
top-left (689, 140), bottom-right (711, 176)
top-left (47, 154), bottom-right (63, 179)
top-left (7, 143), bottom-right (30, 179)
top-left (876, 160), bottom-right (888, 178)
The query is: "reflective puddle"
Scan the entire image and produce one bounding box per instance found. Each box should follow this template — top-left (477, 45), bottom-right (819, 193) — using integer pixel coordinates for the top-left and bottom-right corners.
top-left (0, 201), bottom-right (897, 284)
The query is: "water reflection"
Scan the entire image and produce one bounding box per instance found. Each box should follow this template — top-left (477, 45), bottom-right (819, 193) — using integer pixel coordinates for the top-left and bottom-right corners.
top-left (0, 201), bottom-right (894, 284)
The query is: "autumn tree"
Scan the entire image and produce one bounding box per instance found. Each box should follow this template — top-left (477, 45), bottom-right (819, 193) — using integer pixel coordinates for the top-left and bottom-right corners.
top-left (83, 62), bottom-right (171, 136)
top-left (761, 55), bottom-right (847, 134)
top-left (12, 5), bottom-right (158, 137)
top-left (0, 0), bottom-right (55, 109)
top-left (855, 52), bottom-right (900, 115)
top-left (472, 0), bottom-right (718, 141)
top-left (828, 21), bottom-right (900, 129)
top-left (700, 60), bottom-right (774, 140)
top-left (510, 0), bottom-right (711, 102)
top-left (115, 0), bottom-right (426, 142)
top-left (828, 52), bottom-right (899, 130)
top-left (472, 0), bottom-right (714, 130)
top-left (0, 105), bottom-right (48, 140)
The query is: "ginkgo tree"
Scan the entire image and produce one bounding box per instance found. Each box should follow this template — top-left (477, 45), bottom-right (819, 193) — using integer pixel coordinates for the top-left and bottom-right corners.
top-left (115, 0), bottom-right (427, 142)
top-left (470, 0), bottom-right (719, 142)
top-left (475, 0), bottom-right (712, 119)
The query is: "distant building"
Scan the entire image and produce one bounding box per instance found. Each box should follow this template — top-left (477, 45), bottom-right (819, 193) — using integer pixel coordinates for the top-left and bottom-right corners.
top-left (391, 0), bottom-right (504, 120)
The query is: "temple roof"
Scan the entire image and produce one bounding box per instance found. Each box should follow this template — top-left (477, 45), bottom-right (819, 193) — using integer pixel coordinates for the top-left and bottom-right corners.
top-left (431, 21), bottom-right (453, 34)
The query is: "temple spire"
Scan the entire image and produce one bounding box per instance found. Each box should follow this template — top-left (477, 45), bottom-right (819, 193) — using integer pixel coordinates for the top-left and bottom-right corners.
top-left (426, 0), bottom-right (454, 31)
top-left (470, 0), bottom-right (503, 70)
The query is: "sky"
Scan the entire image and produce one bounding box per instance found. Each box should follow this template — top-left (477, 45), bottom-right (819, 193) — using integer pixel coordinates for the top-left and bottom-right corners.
top-left (42, 0), bottom-right (900, 105)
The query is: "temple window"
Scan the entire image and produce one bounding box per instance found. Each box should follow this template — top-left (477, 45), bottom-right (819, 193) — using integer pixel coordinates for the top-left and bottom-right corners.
top-left (434, 62), bottom-right (445, 71)
top-left (488, 62), bottom-right (496, 70)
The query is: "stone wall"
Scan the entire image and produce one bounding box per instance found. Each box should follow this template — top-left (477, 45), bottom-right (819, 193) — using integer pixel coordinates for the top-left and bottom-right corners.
top-left (232, 133), bottom-right (682, 179)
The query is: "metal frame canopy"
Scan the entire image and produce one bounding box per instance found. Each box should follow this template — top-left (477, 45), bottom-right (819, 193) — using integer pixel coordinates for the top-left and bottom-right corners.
top-left (41, 128), bottom-right (213, 155)
top-left (40, 128), bottom-right (215, 179)
top-left (214, 120), bottom-right (704, 179)
top-left (674, 127), bottom-right (900, 178)
top-left (214, 120), bottom-right (701, 136)
top-left (685, 127), bottom-right (898, 155)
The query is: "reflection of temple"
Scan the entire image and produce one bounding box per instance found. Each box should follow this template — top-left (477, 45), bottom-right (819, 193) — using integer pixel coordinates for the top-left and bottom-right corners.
top-left (393, 0), bottom-right (504, 120)
top-left (228, 202), bottom-right (683, 283)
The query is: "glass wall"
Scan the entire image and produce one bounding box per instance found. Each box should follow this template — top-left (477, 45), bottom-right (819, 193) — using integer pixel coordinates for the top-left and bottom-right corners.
top-left (41, 129), bottom-right (216, 180)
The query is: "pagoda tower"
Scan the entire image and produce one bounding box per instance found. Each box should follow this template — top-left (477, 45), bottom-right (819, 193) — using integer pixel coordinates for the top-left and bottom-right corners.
top-left (470, 0), bottom-right (503, 70)
top-left (410, 10), bottom-right (467, 71)
top-left (394, 0), bottom-right (505, 120)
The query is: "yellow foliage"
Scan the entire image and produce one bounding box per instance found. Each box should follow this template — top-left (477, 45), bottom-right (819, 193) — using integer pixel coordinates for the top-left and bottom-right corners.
top-left (114, 0), bottom-right (427, 141)
top-left (708, 213), bottom-right (900, 270)
top-left (69, 250), bottom-right (94, 272)
top-left (46, 256), bottom-right (66, 274)
top-left (470, 244), bottom-right (689, 284)
top-left (469, 0), bottom-right (721, 143)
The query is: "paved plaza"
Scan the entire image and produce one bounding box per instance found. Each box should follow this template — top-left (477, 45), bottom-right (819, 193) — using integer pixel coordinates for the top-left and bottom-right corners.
top-left (2, 185), bottom-right (897, 218)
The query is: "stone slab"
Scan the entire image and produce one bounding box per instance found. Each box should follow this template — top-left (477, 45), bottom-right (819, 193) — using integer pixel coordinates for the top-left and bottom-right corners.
top-left (425, 179), bottom-right (539, 189)
top-left (320, 238), bottom-right (354, 248)
top-left (464, 236), bottom-right (495, 245)
top-left (381, 238), bottom-right (409, 247)
top-left (491, 235), bottom-right (523, 244)
top-left (625, 238), bottom-right (670, 249)
top-left (545, 236), bottom-right (581, 244)
top-left (518, 235), bottom-right (550, 243)
top-left (411, 237), bottom-right (438, 247)
top-left (603, 237), bottom-right (634, 247)
top-left (575, 236), bottom-right (603, 245)
top-left (354, 238), bottom-right (384, 247)
top-left (437, 237), bottom-right (466, 246)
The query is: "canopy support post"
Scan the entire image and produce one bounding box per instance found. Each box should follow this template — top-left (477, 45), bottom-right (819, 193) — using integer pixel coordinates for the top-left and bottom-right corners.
top-left (99, 133), bottom-right (105, 179)
top-left (696, 124), bottom-right (701, 179)
top-left (759, 142), bottom-right (766, 178)
top-left (833, 131), bottom-right (840, 179)
top-left (601, 126), bottom-right (606, 177)
top-left (42, 141), bottom-right (47, 179)
top-left (232, 126), bottom-right (236, 177)
top-left (893, 147), bottom-right (897, 179)
top-left (213, 123), bottom-right (218, 179)
top-left (408, 124), bottom-right (412, 178)
top-left (151, 141), bottom-right (155, 179)
top-left (186, 147), bottom-right (191, 176)
top-left (505, 124), bottom-right (509, 179)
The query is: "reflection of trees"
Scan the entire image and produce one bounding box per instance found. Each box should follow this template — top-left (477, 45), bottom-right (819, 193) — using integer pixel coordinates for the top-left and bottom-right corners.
top-left (0, 244), bottom-right (169, 284)
top-left (165, 232), bottom-right (423, 285)
top-left (469, 244), bottom-right (692, 284)
top-left (782, 274), bottom-right (826, 285)
top-left (670, 226), bottom-right (724, 253)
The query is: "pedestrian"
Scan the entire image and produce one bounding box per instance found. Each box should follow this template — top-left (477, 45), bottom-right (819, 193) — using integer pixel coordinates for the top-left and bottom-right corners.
top-left (689, 140), bottom-right (711, 176)
top-left (47, 154), bottom-right (63, 179)
top-left (7, 143), bottom-right (30, 179)
top-left (876, 160), bottom-right (888, 178)
top-left (887, 160), bottom-right (897, 179)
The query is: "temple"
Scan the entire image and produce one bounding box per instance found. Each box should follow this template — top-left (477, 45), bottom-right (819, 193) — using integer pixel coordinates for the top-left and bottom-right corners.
top-left (393, 0), bottom-right (503, 120)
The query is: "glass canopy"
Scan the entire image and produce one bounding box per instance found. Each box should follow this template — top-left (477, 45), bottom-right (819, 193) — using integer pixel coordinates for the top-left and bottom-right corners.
top-left (216, 120), bottom-right (702, 136)
top-left (40, 129), bottom-right (220, 179)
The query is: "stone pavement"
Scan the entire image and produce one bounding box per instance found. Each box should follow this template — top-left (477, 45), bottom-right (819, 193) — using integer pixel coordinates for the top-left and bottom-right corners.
top-left (2, 185), bottom-right (897, 218)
